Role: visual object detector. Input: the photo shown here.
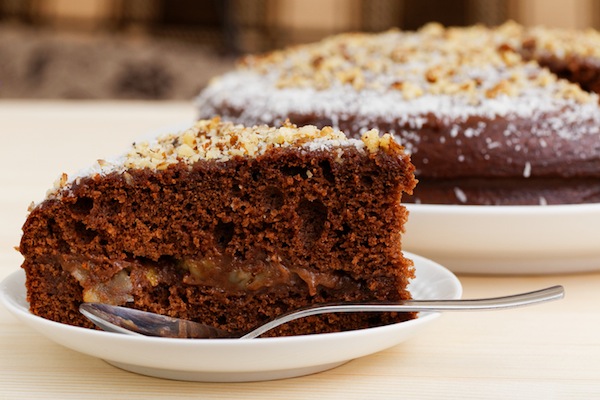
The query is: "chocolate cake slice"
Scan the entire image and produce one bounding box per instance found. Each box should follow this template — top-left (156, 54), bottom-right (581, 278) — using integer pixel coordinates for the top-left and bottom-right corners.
top-left (19, 118), bottom-right (417, 337)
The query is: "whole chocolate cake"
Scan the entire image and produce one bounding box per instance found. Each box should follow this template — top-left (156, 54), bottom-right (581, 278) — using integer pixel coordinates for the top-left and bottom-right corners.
top-left (195, 22), bottom-right (600, 205)
top-left (19, 118), bottom-right (417, 337)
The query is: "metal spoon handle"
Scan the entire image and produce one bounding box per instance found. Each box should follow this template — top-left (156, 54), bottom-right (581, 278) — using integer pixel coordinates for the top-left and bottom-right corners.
top-left (241, 285), bottom-right (564, 339)
top-left (80, 303), bottom-right (235, 339)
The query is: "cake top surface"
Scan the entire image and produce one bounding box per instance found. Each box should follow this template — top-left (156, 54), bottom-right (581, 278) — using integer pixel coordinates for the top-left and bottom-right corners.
top-left (195, 22), bottom-right (600, 151)
top-left (124, 117), bottom-right (393, 170)
top-left (236, 21), bottom-right (594, 104)
top-left (524, 25), bottom-right (600, 59)
top-left (45, 118), bottom-right (399, 199)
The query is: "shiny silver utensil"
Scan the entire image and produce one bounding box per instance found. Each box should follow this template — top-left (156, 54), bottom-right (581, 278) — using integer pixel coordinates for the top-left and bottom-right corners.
top-left (80, 285), bottom-right (564, 339)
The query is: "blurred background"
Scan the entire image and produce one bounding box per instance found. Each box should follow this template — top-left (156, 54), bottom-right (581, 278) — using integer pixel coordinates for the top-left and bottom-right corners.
top-left (0, 0), bottom-right (598, 100)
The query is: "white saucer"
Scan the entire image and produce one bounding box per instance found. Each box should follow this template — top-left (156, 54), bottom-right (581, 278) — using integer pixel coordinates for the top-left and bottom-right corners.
top-left (403, 203), bottom-right (600, 274)
top-left (0, 252), bottom-right (461, 382)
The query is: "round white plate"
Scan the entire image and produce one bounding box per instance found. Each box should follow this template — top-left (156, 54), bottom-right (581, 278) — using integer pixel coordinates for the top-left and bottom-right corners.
top-left (0, 252), bottom-right (461, 382)
top-left (403, 203), bottom-right (600, 274)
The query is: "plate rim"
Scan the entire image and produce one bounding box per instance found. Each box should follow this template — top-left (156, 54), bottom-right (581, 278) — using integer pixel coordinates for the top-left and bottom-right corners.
top-left (403, 203), bottom-right (600, 274)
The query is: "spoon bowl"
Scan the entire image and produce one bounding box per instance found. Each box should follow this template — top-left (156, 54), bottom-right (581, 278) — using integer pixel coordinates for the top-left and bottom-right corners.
top-left (80, 285), bottom-right (564, 339)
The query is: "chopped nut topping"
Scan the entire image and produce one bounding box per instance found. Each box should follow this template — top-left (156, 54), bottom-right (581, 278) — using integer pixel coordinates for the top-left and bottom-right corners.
top-left (525, 25), bottom-right (600, 59)
top-left (362, 129), bottom-right (394, 153)
top-left (238, 21), bottom-right (595, 104)
top-left (122, 117), bottom-right (392, 171)
top-left (47, 173), bottom-right (69, 196)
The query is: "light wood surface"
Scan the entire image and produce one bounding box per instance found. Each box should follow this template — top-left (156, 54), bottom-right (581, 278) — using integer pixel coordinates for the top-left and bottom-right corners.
top-left (1, 101), bottom-right (599, 399)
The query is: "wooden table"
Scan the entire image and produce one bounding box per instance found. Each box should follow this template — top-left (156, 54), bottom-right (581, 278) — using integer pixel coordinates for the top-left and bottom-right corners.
top-left (1, 101), bottom-right (599, 399)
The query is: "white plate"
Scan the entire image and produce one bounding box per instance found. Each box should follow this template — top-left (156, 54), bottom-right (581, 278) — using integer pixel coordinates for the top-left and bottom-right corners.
top-left (403, 203), bottom-right (600, 275)
top-left (0, 252), bottom-right (461, 382)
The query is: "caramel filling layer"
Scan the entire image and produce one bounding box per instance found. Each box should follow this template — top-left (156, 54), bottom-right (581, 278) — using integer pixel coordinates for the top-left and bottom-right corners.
top-left (58, 254), bottom-right (134, 304)
top-left (180, 253), bottom-right (346, 296)
top-left (58, 252), bottom-right (354, 305)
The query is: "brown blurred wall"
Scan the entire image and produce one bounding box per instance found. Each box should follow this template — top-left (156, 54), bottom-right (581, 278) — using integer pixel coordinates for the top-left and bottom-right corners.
top-left (2, 0), bottom-right (600, 100)
top-left (4, 0), bottom-right (600, 49)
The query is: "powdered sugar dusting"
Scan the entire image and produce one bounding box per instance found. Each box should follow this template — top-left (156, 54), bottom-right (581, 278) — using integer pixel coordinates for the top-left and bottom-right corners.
top-left (454, 187), bottom-right (468, 203)
top-left (523, 161), bottom-right (532, 178)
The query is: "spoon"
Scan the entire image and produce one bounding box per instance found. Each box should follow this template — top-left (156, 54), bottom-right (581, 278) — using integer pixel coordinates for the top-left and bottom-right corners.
top-left (80, 285), bottom-right (564, 339)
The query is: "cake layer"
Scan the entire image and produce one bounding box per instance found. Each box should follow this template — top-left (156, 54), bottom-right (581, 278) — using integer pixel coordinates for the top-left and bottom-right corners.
top-left (20, 119), bottom-right (417, 336)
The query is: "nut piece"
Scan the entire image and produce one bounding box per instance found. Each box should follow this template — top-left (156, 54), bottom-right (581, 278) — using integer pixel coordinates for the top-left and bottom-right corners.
top-left (362, 129), bottom-right (382, 153)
